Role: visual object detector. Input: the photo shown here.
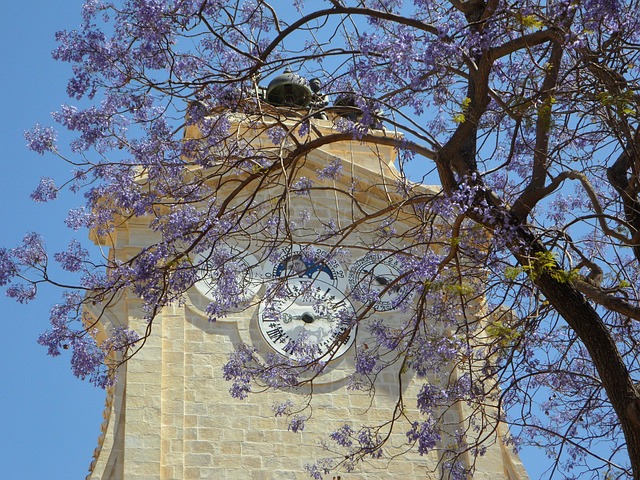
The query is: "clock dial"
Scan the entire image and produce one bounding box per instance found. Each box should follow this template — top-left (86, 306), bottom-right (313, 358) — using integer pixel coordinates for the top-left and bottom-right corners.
top-left (348, 252), bottom-right (413, 311)
top-left (258, 278), bottom-right (356, 359)
top-left (195, 245), bottom-right (261, 305)
top-left (262, 244), bottom-right (347, 290)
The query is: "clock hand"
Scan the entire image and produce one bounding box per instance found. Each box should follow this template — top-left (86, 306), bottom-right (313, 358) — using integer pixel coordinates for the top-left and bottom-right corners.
top-left (281, 311), bottom-right (334, 324)
top-left (363, 270), bottom-right (401, 292)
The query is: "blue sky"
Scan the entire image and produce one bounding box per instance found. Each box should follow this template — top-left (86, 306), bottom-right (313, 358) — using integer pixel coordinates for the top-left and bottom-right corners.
top-left (0, 2), bottom-right (549, 479)
top-left (0, 2), bottom-right (105, 479)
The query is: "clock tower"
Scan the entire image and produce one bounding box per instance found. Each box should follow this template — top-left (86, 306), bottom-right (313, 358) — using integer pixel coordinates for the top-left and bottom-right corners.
top-left (85, 74), bottom-right (529, 480)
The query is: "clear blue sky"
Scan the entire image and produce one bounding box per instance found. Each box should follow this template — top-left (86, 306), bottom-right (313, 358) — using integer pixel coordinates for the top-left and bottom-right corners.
top-left (0, 2), bottom-right (547, 479)
top-left (0, 2), bottom-right (105, 479)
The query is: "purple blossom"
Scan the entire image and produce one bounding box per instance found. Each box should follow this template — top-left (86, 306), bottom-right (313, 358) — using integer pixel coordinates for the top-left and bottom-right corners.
top-left (24, 124), bottom-right (57, 154)
top-left (272, 400), bottom-right (293, 417)
top-left (151, 204), bottom-right (204, 241)
top-left (354, 347), bottom-right (380, 375)
top-left (65, 206), bottom-right (95, 231)
top-left (51, 105), bottom-right (113, 153)
top-left (30, 177), bottom-right (59, 203)
top-left (100, 327), bottom-right (141, 353)
top-left (198, 245), bottom-right (259, 320)
top-left (6, 283), bottom-right (37, 303)
top-left (304, 459), bottom-right (334, 480)
top-left (288, 415), bottom-right (307, 433)
top-left (228, 379), bottom-right (252, 400)
top-left (408, 333), bottom-right (464, 378)
top-left (54, 239), bottom-right (89, 272)
top-left (68, 335), bottom-right (108, 387)
top-left (267, 126), bottom-right (288, 146)
top-left (292, 177), bottom-right (313, 195)
top-left (12, 232), bottom-right (47, 267)
top-left (317, 158), bottom-right (343, 180)
top-left (406, 420), bottom-right (440, 455)
top-left (37, 292), bottom-right (82, 356)
top-left (356, 427), bottom-right (383, 458)
top-left (443, 460), bottom-right (468, 480)
top-left (34, 291), bottom-right (110, 387)
top-left (304, 464), bottom-right (324, 480)
top-left (222, 343), bottom-right (257, 399)
top-left (416, 383), bottom-right (447, 414)
top-left (368, 318), bottom-right (403, 350)
top-left (330, 424), bottom-right (354, 447)
top-left (0, 249), bottom-right (18, 287)
top-left (297, 120), bottom-right (310, 137)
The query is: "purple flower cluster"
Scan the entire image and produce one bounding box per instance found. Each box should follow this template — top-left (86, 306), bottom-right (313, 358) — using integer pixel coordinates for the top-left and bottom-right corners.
top-left (222, 343), bottom-right (256, 400)
top-left (416, 383), bottom-right (447, 415)
top-left (291, 177), bottom-right (314, 195)
top-left (6, 283), bottom-right (37, 304)
top-left (267, 126), bottom-right (289, 147)
top-left (330, 424), bottom-right (354, 448)
top-left (12, 232), bottom-right (47, 267)
top-left (272, 400), bottom-right (294, 417)
top-left (100, 327), bottom-right (141, 353)
top-left (368, 318), bottom-right (404, 350)
top-left (24, 124), bottom-right (57, 155)
top-left (354, 347), bottom-right (380, 376)
top-left (355, 427), bottom-right (383, 458)
top-left (54, 239), bottom-right (89, 272)
top-left (304, 458), bottom-right (334, 480)
top-left (297, 120), bottom-right (310, 138)
top-left (65, 206), bottom-right (94, 231)
top-left (30, 177), bottom-right (59, 203)
top-left (52, 104), bottom-right (120, 153)
top-left (408, 333), bottom-right (465, 378)
top-left (288, 415), bottom-right (307, 433)
top-left (68, 334), bottom-right (109, 387)
top-left (34, 292), bottom-right (110, 387)
top-left (406, 420), bottom-right (440, 455)
top-left (442, 460), bottom-right (468, 480)
top-left (0, 248), bottom-right (17, 287)
top-left (316, 158), bottom-right (343, 180)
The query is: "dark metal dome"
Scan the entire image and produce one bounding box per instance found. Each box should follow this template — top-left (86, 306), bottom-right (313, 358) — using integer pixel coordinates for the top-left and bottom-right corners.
top-left (266, 69), bottom-right (313, 107)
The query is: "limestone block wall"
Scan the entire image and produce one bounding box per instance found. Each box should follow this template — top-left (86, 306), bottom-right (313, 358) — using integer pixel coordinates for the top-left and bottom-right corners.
top-left (88, 294), bottom-right (528, 479)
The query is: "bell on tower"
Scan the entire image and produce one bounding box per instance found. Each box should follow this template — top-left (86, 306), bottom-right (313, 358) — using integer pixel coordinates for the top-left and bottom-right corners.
top-left (333, 92), bottom-right (383, 128)
top-left (265, 69), bottom-right (313, 107)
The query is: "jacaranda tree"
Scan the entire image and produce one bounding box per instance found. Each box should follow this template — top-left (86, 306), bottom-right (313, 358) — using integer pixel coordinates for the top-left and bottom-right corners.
top-left (4, 0), bottom-right (640, 478)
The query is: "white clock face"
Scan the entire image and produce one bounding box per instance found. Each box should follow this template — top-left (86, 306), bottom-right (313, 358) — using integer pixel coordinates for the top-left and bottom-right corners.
top-left (262, 244), bottom-right (347, 290)
top-left (258, 278), bottom-right (356, 360)
top-left (348, 252), bottom-right (413, 311)
top-left (195, 246), bottom-right (261, 305)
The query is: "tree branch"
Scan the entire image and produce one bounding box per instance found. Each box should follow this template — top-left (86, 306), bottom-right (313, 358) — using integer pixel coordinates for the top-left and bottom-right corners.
top-left (572, 278), bottom-right (640, 323)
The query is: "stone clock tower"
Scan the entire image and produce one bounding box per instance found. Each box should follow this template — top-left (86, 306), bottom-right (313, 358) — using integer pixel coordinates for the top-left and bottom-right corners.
top-left (84, 74), bottom-right (529, 480)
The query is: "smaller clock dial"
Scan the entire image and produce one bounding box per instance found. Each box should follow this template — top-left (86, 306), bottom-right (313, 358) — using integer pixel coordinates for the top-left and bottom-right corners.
top-left (262, 244), bottom-right (347, 290)
top-left (194, 245), bottom-right (261, 306)
top-left (258, 278), bottom-right (356, 359)
top-left (348, 252), bottom-right (413, 311)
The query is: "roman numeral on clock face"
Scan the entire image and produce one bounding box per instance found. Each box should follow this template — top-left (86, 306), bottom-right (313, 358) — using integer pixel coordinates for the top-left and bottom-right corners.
top-left (266, 326), bottom-right (287, 343)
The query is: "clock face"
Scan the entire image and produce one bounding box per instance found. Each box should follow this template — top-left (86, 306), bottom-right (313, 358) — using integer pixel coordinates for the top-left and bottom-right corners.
top-left (262, 244), bottom-right (347, 290)
top-left (194, 246), bottom-right (261, 305)
top-left (258, 278), bottom-right (356, 360)
top-left (348, 252), bottom-right (413, 311)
